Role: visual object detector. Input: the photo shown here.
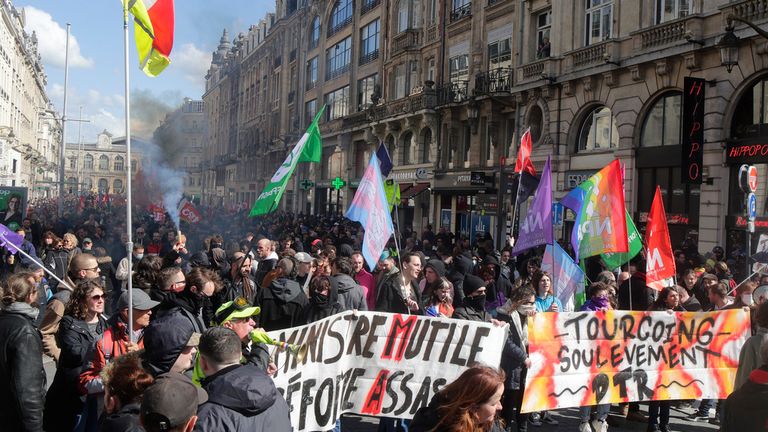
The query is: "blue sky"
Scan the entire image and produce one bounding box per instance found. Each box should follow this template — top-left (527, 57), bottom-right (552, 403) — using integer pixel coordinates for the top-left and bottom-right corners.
top-left (18, 0), bottom-right (273, 142)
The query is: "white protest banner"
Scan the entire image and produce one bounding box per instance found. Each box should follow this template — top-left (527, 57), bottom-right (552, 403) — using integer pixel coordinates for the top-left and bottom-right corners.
top-left (268, 311), bottom-right (506, 431)
top-left (521, 309), bottom-right (750, 413)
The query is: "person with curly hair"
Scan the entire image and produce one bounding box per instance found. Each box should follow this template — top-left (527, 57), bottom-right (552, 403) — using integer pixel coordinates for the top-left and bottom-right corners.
top-left (411, 365), bottom-right (505, 432)
top-left (44, 278), bottom-right (108, 432)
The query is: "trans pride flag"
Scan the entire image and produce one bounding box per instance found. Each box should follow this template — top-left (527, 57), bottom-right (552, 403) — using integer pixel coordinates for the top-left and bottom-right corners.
top-left (345, 154), bottom-right (395, 271)
top-left (560, 160), bottom-right (628, 261)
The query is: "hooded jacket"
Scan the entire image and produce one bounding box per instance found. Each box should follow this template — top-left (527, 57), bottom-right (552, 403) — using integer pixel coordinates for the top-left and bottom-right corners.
top-left (256, 277), bottom-right (308, 331)
top-left (331, 273), bottom-right (368, 312)
top-left (195, 364), bottom-right (291, 432)
top-left (447, 255), bottom-right (473, 307)
top-left (0, 302), bottom-right (46, 432)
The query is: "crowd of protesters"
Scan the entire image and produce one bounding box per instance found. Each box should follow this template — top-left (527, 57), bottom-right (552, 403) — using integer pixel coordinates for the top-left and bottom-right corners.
top-left (0, 196), bottom-right (767, 432)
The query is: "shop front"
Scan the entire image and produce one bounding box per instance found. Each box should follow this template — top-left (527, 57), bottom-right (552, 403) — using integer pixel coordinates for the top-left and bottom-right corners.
top-left (387, 166), bottom-right (433, 233)
top-left (433, 171), bottom-right (496, 243)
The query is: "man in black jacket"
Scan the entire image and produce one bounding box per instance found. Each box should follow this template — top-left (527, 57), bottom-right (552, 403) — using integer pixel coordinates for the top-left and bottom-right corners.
top-left (376, 252), bottom-right (422, 314)
top-left (452, 275), bottom-right (492, 323)
top-left (195, 327), bottom-right (291, 432)
top-left (256, 258), bottom-right (308, 331)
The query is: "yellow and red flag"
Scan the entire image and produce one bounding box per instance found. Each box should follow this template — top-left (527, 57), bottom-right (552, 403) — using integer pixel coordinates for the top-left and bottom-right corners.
top-left (645, 186), bottom-right (676, 291)
top-left (124, 0), bottom-right (174, 77)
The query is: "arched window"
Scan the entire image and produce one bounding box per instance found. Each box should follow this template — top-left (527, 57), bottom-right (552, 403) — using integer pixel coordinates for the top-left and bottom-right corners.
top-left (84, 154), bottom-right (94, 170)
top-left (99, 155), bottom-right (109, 170)
top-left (113, 179), bottom-right (123, 192)
top-left (309, 17), bottom-right (321, 48)
top-left (641, 92), bottom-right (682, 147)
top-left (731, 76), bottom-right (768, 140)
top-left (329, 0), bottom-right (353, 34)
top-left (577, 106), bottom-right (619, 152)
top-left (67, 177), bottom-right (77, 193)
top-left (421, 128), bottom-right (432, 163)
top-left (401, 131), bottom-right (414, 165)
top-left (98, 178), bottom-right (109, 193)
top-left (114, 155), bottom-right (125, 171)
top-left (83, 177), bottom-right (93, 191)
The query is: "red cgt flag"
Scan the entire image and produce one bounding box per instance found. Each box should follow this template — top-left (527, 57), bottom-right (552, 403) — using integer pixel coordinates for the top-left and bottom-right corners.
top-left (514, 128), bottom-right (536, 176)
top-left (645, 186), bottom-right (676, 291)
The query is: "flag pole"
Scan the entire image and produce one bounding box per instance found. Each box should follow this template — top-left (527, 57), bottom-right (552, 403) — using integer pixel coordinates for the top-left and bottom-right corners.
top-left (0, 234), bottom-right (72, 290)
top-left (509, 129), bottom-right (529, 248)
top-left (123, 4), bottom-right (135, 342)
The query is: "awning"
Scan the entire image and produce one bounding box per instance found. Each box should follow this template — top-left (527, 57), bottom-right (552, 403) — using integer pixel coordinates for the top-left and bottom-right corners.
top-left (400, 182), bottom-right (430, 200)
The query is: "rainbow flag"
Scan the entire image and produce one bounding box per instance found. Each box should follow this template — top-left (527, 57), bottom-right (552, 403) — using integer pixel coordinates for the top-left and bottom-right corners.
top-left (560, 160), bottom-right (628, 261)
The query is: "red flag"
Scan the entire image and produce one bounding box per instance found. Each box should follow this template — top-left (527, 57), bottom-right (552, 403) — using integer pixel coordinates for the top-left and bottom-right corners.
top-left (514, 128), bottom-right (536, 176)
top-left (645, 186), bottom-right (676, 291)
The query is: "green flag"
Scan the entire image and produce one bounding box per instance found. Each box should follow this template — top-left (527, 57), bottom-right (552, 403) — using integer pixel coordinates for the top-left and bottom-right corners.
top-left (600, 210), bottom-right (643, 270)
top-left (249, 105), bottom-right (325, 217)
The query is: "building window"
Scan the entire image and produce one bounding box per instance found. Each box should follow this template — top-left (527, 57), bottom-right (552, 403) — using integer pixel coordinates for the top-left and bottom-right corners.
top-left (428, 0), bottom-right (437, 24)
top-left (408, 60), bottom-right (419, 94)
top-left (83, 177), bottom-right (93, 191)
top-left (360, 19), bottom-right (380, 64)
top-left (98, 178), bottom-right (109, 193)
top-left (578, 106), bottom-right (619, 152)
top-left (449, 54), bottom-right (469, 82)
top-left (396, 0), bottom-right (421, 32)
top-left (732, 77), bottom-right (768, 139)
top-left (394, 64), bottom-right (407, 99)
top-left (309, 17), bottom-right (321, 49)
top-left (401, 131), bottom-right (414, 165)
top-left (306, 56), bottom-right (318, 88)
top-left (536, 9), bottom-right (552, 59)
top-left (426, 58), bottom-right (435, 82)
top-left (422, 128), bottom-right (432, 163)
top-left (325, 86), bottom-right (350, 121)
top-left (69, 157), bottom-right (76, 169)
top-left (462, 125), bottom-right (471, 165)
top-left (361, 0), bottom-right (380, 14)
top-left (329, 0), bottom-right (353, 36)
top-left (451, 0), bottom-right (471, 23)
top-left (641, 92), bottom-right (682, 147)
top-left (84, 154), bottom-right (94, 170)
top-left (326, 37), bottom-right (352, 80)
top-left (585, 0), bottom-right (613, 46)
top-left (655, 0), bottom-right (691, 24)
top-left (488, 37), bottom-right (512, 70)
top-left (114, 155), bottom-right (124, 171)
top-left (358, 74), bottom-right (378, 110)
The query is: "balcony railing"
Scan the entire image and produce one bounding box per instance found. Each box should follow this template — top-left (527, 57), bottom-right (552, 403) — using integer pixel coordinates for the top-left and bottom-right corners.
top-left (635, 19), bottom-right (687, 49)
top-left (474, 68), bottom-right (513, 94)
top-left (327, 16), bottom-right (353, 38)
top-left (426, 25), bottom-right (438, 43)
top-left (392, 29), bottom-right (421, 55)
top-left (725, 0), bottom-right (768, 22)
top-left (436, 81), bottom-right (470, 105)
top-left (569, 40), bottom-right (610, 68)
top-left (450, 3), bottom-right (472, 23)
top-left (359, 49), bottom-right (379, 66)
top-left (361, 0), bottom-right (380, 15)
top-left (326, 63), bottom-right (350, 81)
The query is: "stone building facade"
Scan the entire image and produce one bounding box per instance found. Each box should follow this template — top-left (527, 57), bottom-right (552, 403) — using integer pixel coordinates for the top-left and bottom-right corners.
top-left (0, 1), bottom-right (60, 199)
top-left (154, 98), bottom-right (206, 201)
top-left (64, 131), bottom-right (145, 195)
top-left (202, 0), bottom-right (768, 255)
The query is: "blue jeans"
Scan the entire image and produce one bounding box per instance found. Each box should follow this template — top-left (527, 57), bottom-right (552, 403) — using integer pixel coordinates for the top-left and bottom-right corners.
top-left (579, 404), bottom-right (609, 422)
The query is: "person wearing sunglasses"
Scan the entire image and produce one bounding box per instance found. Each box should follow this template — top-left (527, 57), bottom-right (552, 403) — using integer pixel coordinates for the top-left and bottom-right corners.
top-left (44, 278), bottom-right (108, 432)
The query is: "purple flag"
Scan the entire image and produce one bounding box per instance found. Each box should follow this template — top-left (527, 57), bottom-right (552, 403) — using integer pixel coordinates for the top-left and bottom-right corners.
top-left (512, 155), bottom-right (552, 256)
top-left (0, 223), bottom-right (23, 254)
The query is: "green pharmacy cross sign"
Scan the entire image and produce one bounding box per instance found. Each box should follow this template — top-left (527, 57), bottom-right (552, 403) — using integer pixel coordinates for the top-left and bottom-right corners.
top-left (332, 177), bottom-right (346, 190)
top-left (300, 179), bottom-right (314, 190)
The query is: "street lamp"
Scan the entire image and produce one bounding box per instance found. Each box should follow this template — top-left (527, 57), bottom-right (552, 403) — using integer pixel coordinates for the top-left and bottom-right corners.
top-left (718, 14), bottom-right (768, 73)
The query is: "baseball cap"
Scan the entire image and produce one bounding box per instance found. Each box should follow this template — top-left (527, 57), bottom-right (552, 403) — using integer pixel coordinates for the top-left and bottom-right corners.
top-left (141, 373), bottom-right (207, 432)
top-left (311, 239), bottom-right (323, 247)
top-left (83, 237), bottom-right (93, 244)
top-left (117, 289), bottom-right (161, 311)
top-left (214, 297), bottom-right (260, 325)
top-left (294, 252), bottom-right (313, 263)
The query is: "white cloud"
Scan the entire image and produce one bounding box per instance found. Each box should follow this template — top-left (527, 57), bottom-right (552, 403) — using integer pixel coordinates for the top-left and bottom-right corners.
top-left (172, 43), bottom-right (211, 88)
top-left (23, 6), bottom-right (94, 69)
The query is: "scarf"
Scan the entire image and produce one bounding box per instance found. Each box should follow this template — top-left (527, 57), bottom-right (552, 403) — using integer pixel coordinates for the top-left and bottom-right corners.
top-left (3, 301), bottom-right (39, 320)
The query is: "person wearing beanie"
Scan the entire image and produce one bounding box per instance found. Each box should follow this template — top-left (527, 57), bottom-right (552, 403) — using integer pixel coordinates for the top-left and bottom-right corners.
top-left (419, 259), bottom-right (449, 301)
top-left (452, 275), bottom-right (492, 322)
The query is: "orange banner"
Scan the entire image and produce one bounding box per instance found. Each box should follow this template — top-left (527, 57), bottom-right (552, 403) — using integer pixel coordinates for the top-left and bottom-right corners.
top-left (645, 186), bottom-right (676, 290)
top-left (521, 309), bottom-right (750, 413)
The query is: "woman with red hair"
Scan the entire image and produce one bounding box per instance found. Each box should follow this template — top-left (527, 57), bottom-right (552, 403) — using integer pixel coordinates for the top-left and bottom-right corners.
top-left (411, 365), bottom-right (505, 432)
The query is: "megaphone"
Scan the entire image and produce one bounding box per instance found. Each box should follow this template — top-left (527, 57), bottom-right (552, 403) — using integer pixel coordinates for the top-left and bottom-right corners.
top-left (249, 330), bottom-right (308, 362)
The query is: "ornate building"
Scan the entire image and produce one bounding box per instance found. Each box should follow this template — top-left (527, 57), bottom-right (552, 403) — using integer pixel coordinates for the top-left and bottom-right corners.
top-left (64, 131), bottom-right (145, 195)
top-left (203, 0), bottom-right (768, 254)
top-left (154, 98), bottom-right (206, 201)
top-left (0, 1), bottom-right (60, 198)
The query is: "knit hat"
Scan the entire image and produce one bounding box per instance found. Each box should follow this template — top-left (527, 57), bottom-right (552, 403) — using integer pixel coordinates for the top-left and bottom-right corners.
top-left (463, 274), bottom-right (486, 297)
